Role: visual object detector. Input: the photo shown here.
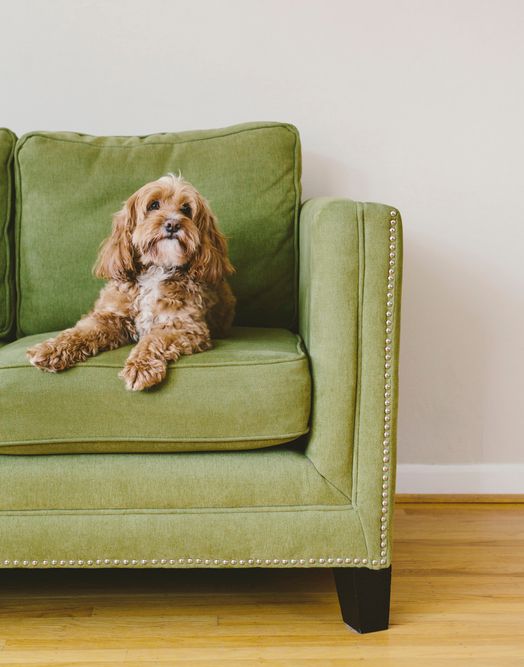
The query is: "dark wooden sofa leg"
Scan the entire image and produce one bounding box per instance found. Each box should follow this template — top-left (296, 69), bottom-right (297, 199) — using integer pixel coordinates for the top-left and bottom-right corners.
top-left (333, 566), bottom-right (391, 633)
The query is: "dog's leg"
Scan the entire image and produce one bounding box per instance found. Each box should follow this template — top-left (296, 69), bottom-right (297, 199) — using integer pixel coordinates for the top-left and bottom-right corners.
top-left (120, 323), bottom-right (211, 391)
top-left (27, 311), bottom-right (132, 372)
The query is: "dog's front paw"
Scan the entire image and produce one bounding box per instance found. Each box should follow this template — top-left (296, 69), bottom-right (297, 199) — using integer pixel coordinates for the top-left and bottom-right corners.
top-left (27, 340), bottom-right (74, 373)
top-left (119, 357), bottom-right (167, 391)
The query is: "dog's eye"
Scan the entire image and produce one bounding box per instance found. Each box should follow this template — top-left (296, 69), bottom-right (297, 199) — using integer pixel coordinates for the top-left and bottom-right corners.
top-left (147, 200), bottom-right (160, 211)
top-left (180, 203), bottom-right (192, 218)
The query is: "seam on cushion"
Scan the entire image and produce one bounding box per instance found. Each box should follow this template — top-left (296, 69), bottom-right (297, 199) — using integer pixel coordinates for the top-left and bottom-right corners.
top-left (351, 202), bottom-right (365, 507)
top-left (0, 504), bottom-right (354, 516)
top-left (15, 123), bottom-right (294, 151)
top-left (0, 355), bottom-right (307, 370)
top-left (304, 431), bottom-right (351, 504)
top-left (0, 429), bottom-right (309, 447)
top-left (14, 136), bottom-right (23, 337)
top-left (283, 123), bottom-right (301, 332)
top-left (0, 129), bottom-right (16, 337)
top-left (355, 506), bottom-right (371, 561)
top-left (295, 334), bottom-right (307, 356)
top-left (350, 203), bottom-right (374, 564)
top-left (14, 123), bottom-right (299, 337)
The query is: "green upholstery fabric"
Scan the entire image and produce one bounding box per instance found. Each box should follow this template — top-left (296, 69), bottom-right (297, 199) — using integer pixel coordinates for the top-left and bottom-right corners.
top-left (0, 327), bottom-right (311, 454)
top-left (14, 122), bottom-right (301, 336)
top-left (0, 447), bottom-right (363, 568)
top-left (0, 507), bottom-right (366, 567)
top-left (0, 128), bottom-right (16, 339)
top-left (300, 198), bottom-right (402, 563)
top-left (0, 121), bottom-right (403, 573)
top-left (0, 449), bottom-right (345, 511)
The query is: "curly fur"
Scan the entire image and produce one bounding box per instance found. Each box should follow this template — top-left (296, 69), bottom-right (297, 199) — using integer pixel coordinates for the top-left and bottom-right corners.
top-left (27, 174), bottom-right (236, 391)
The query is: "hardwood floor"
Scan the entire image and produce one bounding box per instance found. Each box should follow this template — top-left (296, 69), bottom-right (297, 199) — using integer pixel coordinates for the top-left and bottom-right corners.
top-left (0, 501), bottom-right (523, 666)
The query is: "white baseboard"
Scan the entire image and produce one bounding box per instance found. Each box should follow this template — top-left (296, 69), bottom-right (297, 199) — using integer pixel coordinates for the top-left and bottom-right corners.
top-left (396, 464), bottom-right (524, 494)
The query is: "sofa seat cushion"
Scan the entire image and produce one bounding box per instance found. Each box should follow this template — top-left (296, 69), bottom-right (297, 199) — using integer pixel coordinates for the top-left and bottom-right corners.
top-left (0, 327), bottom-right (310, 454)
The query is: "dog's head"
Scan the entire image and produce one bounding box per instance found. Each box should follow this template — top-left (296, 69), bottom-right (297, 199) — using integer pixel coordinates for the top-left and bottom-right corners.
top-left (94, 174), bottom-right (234, 283)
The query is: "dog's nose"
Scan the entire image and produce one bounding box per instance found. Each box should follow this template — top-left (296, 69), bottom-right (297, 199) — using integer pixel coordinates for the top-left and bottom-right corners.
top-left (164, 221), bottom-right (181, 234)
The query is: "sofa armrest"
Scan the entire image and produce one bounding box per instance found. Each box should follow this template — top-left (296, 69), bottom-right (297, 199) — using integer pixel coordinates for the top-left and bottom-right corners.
top-left (298, 198), bottom-right (402, 565)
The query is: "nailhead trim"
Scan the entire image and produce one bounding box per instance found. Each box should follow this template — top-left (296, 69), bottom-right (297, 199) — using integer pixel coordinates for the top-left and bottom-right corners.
top-left (1, 210), bottom-right (397, 572)
top-left (378, 209), bottom-right (398, 567)
top-left (0, 557), bottom-right (383, 568)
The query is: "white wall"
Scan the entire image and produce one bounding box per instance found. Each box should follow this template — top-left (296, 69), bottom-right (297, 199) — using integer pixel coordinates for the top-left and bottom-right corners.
top-left (2, 0), bottom-right (523, 490)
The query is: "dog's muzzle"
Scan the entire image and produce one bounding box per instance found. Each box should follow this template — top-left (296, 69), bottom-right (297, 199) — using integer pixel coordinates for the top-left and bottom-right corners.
top-left (164, 221), bottom-right (181, 239)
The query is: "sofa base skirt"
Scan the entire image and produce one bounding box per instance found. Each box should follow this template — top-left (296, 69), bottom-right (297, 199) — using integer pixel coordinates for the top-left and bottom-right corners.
top-left (0, 449), bottom-right (391, 570)
top-left (0, 508), bottom-right (388, 570)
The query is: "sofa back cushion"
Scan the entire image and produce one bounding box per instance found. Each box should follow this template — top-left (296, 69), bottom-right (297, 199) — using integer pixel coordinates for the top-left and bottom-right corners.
top-left (14, 122), bottom-right (301, 336)
top-left (0, 128), bottom-right (16, 338)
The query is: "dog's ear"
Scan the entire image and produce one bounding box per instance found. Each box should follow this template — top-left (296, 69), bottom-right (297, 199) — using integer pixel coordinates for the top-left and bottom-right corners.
top-left (189, 195), bottom-right (234, 284)
top-left (93, 195), bottom-right (138, 280)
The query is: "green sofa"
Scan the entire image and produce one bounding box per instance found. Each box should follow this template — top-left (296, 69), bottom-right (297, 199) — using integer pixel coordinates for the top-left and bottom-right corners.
top-left (0, 122), bottom-right (402, 633)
